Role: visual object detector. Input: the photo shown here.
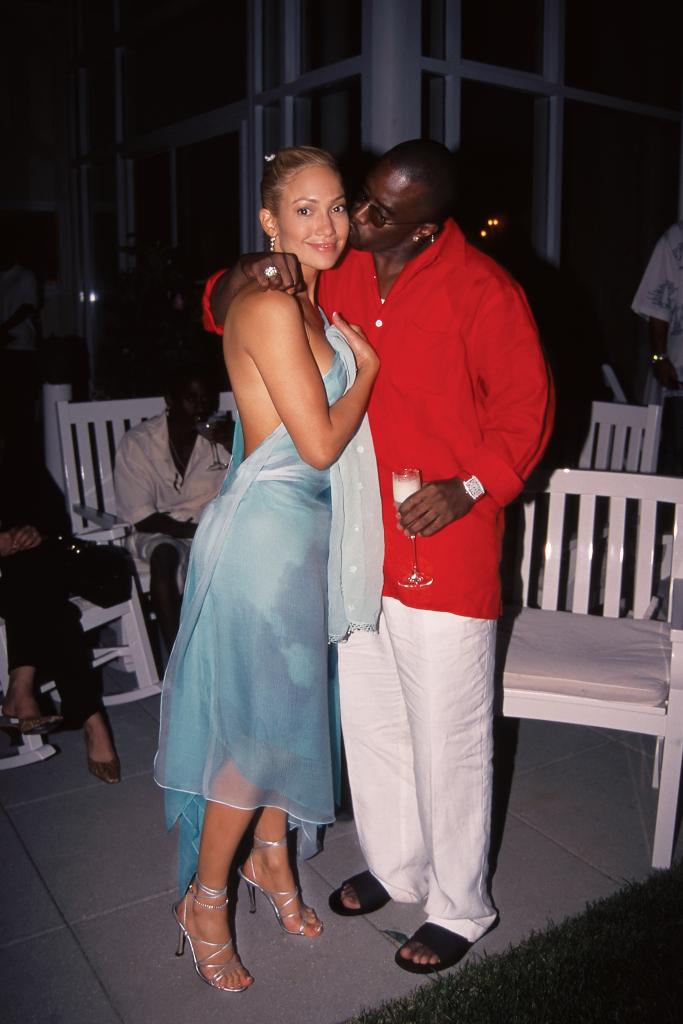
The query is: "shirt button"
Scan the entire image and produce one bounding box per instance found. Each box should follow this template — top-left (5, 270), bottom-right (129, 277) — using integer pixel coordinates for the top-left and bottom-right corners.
top-left (349, 565), bottom-right (358, 573)
top-left (356, 444), bottom-right (364, 453)
top-left (375, 319), bottom-right (383, 327)
top-left (353, 524), bottom-right (360, 532)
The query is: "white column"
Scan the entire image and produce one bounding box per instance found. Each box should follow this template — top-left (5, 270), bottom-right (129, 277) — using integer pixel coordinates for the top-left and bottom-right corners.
top-left (362, 0), bottom-right (422, 153)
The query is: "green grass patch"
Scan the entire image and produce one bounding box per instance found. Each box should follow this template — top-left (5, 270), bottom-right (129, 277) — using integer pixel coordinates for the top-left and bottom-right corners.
top-left (346, 860), bottom-right (683, 1024)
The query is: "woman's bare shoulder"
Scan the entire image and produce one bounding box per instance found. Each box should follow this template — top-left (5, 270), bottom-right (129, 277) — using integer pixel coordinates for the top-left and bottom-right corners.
top-left (231, 282), bottom-right (301, 324)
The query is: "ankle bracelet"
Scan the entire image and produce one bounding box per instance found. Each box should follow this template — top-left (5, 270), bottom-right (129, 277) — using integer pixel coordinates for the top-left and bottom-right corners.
top-left (253, 834), bottom-right (288, 849)
top-left (192, 877), bottom-right (228, 910)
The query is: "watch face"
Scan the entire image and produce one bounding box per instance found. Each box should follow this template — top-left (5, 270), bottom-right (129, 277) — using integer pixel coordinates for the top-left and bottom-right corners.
top-left (464, 476), bottom-right (484, 500)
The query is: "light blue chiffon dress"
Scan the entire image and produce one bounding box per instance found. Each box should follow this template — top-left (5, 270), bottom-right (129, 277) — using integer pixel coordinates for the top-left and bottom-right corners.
top-left (155, 319), bottom-right (383, 892)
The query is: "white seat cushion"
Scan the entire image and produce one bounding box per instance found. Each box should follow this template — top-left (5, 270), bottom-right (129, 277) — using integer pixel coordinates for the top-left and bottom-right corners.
top-left (498, 608), bottom-right (670, 706)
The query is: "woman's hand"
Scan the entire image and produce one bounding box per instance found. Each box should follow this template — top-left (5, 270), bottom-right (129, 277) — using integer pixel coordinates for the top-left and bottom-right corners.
top-left (331, 312), bottom-right (379, 377)
top-left (0, 525), bottom-right (43, 556)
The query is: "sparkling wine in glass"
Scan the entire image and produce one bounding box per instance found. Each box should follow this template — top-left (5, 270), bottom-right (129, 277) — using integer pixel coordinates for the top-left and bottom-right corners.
top-left (195, 413), bottom-right (229, 470)
top-left (392, 468), bottom-right (433, 588)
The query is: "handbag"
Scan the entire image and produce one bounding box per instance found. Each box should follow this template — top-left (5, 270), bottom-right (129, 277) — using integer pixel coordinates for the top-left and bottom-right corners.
top-left (57, 536), bottom-right (134, 608)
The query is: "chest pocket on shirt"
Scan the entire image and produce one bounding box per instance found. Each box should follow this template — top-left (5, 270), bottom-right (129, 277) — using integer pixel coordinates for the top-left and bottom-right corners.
top-left (399, 317), bottom-right (452, 395)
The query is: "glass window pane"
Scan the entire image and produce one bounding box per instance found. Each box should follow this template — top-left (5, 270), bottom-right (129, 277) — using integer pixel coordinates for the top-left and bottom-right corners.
top-left (422, 0), bottom-right (446, 59)
top-left (300, 0), bottom-right (362, 72)
top-left (262, 0), bottom-right (283, 91)
top-left (88, 53), bottom-right (116, 150)
top-left (90, 162), bottom-right (118, 294)
top-left (562, 102), bottom-right (680, 399)
top-left (565, 0), bottom-right (682, 109)
top-left (421, 73), bottom-right (446, 142)
top-left (295, 78), bottom-right (362, 182)
top-left (462, 0), bottom-right (543, 73)
top-left (134, 151), bottom-right (171, 248)
top-left (129, 0), bottom-right (247, 133)
top-left (83, 0), bottom-right (113, 52)
top-left (458, 81), bottom-right (536, 244)
top-left (263, 104), bottom-right (282, 158)
top-left (177, 133), bottom-right (241, 280)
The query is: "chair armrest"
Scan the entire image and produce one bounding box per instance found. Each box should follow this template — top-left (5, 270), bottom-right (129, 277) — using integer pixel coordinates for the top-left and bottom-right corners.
top-left (670, 578), bottom-right (683, 631)
top-left (72, 505), bottom-right (131, 541)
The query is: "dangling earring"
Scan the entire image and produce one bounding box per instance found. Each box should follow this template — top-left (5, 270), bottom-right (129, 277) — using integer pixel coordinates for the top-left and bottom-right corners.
top-left (270, 234), bottom-right (277, 252)
top-left (412, 235), bottom-right (420, 243)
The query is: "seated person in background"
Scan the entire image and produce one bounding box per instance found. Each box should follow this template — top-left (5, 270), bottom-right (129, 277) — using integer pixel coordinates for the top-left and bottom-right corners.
top-left (114, 363), bottom-right (233, 653)
top-left (0, 419), bottom-right (120, 783)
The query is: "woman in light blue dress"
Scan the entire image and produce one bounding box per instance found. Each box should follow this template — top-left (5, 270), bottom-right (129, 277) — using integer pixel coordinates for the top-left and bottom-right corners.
top-left (155, 148), bottom-right (383, 993)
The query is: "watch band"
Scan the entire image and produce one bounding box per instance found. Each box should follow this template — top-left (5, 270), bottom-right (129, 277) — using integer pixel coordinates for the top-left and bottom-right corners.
top-left (463, 475), bottom-right (485, 501)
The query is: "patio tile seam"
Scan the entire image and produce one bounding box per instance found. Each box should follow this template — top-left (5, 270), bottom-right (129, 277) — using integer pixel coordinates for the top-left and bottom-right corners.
top-left (0, 923), bottom-right (66, 952)
top-left (67, 885), bottom-right (177, 926)
top-left (506, 808), bottom-right (636, 885)
top-left (513, 738), bottom-right (613, 777)
top-left (1, 767), bottom-right (154, 809)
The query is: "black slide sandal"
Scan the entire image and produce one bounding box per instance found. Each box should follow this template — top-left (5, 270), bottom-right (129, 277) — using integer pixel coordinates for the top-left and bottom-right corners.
top-left (394, 923), bottom-right (472, 974)
top-left (328, 870), bottom-right (391, 916)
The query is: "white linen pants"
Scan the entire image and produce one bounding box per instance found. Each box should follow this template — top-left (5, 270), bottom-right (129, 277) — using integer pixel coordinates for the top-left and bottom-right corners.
top-left (338, 596), bottom-right (497, 941)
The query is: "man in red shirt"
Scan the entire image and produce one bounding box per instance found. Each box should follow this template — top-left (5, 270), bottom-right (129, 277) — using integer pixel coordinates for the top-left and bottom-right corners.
top-left (206, 139), bottom-right (553, 973)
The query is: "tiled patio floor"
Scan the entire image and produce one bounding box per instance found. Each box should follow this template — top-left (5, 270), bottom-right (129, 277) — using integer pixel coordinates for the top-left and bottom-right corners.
top-left (1, 693), bottom-right (680, 1024)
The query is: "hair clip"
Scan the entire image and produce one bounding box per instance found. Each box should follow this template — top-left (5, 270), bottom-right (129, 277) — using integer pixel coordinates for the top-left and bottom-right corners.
top-left (264, 153), bottom-right (276, 163)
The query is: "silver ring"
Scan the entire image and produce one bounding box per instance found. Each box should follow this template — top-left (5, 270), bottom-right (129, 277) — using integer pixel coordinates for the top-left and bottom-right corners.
top-left (263, 265), bottom-right (279, 279)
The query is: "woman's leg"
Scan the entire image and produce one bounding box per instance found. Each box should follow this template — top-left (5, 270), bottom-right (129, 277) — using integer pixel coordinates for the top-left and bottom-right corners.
top-left (1, 665), bottom-right (39, 717)
top-left (179, 799), bottom-right (255, 990)
top-left (241, 806), bottom-right (323, 937)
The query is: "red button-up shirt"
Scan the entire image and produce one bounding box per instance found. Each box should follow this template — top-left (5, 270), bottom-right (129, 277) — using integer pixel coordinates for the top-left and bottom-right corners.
top-left (319, 219), bottom-right (554, 619)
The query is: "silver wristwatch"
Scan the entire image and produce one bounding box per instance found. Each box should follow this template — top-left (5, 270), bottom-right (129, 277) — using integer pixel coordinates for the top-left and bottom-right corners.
top-left (462, 475), bottom-right (485, 502)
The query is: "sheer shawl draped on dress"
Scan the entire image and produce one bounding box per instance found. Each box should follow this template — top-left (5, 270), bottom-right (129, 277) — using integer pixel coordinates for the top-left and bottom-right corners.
top-left (155, 318), bottom-right (383, 892)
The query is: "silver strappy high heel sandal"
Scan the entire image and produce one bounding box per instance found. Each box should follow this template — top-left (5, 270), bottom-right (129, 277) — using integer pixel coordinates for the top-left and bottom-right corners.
top-left (238, 834), bottom-right (323, 937)
top-left (173, 877), bottom-right (252, 992)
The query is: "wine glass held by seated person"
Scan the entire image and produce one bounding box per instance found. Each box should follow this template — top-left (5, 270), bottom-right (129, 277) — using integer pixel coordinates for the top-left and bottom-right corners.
top-left (195, 413), bottom-right (233, 470)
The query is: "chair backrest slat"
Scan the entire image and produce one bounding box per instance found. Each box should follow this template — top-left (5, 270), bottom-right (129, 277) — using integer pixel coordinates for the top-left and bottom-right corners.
top-left (571, 493), bottom-right (596, 613)
top-left (633, 498), bottom-right (657, 619)
top-left (540, 492), bottom-right (566, 610)
top-left (603, 495), bottom-right (627, 617)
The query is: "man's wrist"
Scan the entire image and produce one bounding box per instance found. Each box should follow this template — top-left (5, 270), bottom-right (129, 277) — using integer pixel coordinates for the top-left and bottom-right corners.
top-left (462, 475), bottom-right (485, 502)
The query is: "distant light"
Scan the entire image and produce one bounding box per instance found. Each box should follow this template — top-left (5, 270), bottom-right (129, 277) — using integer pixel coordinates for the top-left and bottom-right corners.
top-left (89, 291), bottom-right (97, 303)
top-left (492, 218), bottom-right (499, 226)
top-left (480, 229), bottom-right (487, 237)
top-left (487, 219), bottom-right (494, 226)
top-left (79, 291), bottom-right (85, 302)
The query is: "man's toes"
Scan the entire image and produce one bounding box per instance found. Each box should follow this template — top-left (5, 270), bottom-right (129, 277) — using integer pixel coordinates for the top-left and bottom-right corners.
top-left (340, 885), bottom-right (360, 910)
top-left (400, 941), bottom-right (439, 965)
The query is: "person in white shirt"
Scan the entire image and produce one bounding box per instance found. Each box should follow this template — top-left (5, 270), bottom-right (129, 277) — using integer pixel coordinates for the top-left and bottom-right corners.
top-left (632, 221), bottom-right (683, 470)
top-left (114, 364), bottom-right (232, 650)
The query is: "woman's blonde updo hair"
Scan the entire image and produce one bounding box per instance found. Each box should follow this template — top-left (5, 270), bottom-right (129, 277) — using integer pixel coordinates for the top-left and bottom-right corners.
top-left (260, 146), bottom-right (341, 213)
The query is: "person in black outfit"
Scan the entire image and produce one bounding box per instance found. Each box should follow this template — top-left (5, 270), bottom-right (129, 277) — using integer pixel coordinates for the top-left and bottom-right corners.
top-left (0, 426), bottom-right (120, 783)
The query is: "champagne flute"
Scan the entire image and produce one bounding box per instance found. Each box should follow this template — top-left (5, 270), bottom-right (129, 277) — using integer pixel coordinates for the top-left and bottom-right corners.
top-left (392, 468), bottom-right (433, 588)
top-left (195, 413), bottom-right (230, 470)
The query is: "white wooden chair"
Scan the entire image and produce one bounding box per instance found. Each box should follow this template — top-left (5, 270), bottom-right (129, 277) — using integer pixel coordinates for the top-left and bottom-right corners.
top-left (53, 393), bottom-right (236, 710)
top-left (499, 468), bottom-right (683, 868)
top-left (58, 392), bottom-right (236, 540)
top-left (579, 401), bottom-right (662, 473)
top-left (601, 363), bottom-right (628, 403)
top-left (0, 622), bottom-right (58, 769)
